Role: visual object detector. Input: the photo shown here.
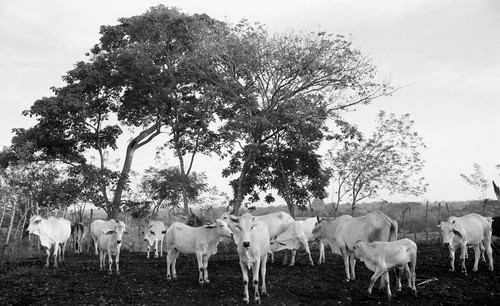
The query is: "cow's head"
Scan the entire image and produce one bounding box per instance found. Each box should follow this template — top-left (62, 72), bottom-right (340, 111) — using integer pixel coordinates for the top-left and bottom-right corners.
top-left (103, 221), bottom-right (129, 245)
top-left (437, 220), bottom-right (462, 245)
top-left (206, 219), bottom-right (233, 239)
top-left (143, 230), bottom-right (156, 245)
top-left (26, 215), bottom-right (44, 235)
top-left (352, 240), bottom-right (367, 259)
top-left (270, 237), bottom-right (289, 252)
top-left (228, 214), bottom-right (257, 248)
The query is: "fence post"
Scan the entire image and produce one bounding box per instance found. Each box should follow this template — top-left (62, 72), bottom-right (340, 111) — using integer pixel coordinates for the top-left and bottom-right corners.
top-left (402, 207), bottom-right (409, 238)
top-left (445, 202), bottom-right (451, 217)
top-left (425, 201), bottom-right (429, 242)
top-left (408, 207), bottom-right (417, 243)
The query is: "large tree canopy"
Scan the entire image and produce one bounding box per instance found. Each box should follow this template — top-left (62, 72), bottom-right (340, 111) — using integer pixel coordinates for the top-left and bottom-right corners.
top-left (200, 23), bottom-right (393, 213)
top-left (9, 6), bottom-right (227, 219)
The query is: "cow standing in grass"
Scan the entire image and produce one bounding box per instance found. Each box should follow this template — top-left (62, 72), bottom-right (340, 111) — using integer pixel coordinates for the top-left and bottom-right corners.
top-left (98, 220), bottom-right (129, 275)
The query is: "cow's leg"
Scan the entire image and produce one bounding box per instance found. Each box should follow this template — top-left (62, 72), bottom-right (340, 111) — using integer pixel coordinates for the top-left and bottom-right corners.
top-left (349, 254), bottom-right (356, 281)
top-left (203, 254), bottom-right (210, 284)
top-left (171, 249), bottom-right (179, 280)
top-left (288, 249), bottom-right (297, 266)
top-left (166, 250), bottom-right (173, 280)
top-left (196, 251), bottom-right (205, 285)
top-left (269, 251), bottom-right (274, 264)
top-left (61, 241), bottom-right (67, 263)
top-left (472, 244), bottom-right (480, 272)
top-left (116, 251), bottom-right (121, 276)
top-left (367, 268), bottom-right (384, 295)
top-left (154, 239), bottom-right (159, 258)
top-left (53, 242), bottom-right (60, 268)
top-left (282, 250), bottom-right (289, 265)
top-left (44, 247), bottom-right (51, 268)
top-left (107, 252), bottom-right (113, 275)
top-left (99, 250), bottom-right (104, 271)
top-left (159, 239), bottom-right (163, 258)
top-left (302, 239), bottom-right (314, 266)
top-left (341, 249), bottom-right (351, 281)
top-left (448, 247), bottom-right (455, 272)
top-left (460, 245), bottom-right (467, 275)
top-left (384, 272), bottom-right (392, 301)
top-left (411, 260), bottom-right (417, 297)
top-left (479, 242), bottom-right (486, 262)
top-left (94, 238), bottom-right (99, 256)
top-left (260, 254), bottom-right (268, 297)
top-left (240, 260), bottom-right (250, 304)
top-left (252, 258), bottom-right (262, 304)
top-left (146, 244), bottom-right (150, 259)
top-left (483, 235), bottom-right (494, 271)
top-left (395, 267), bottom-right (403, 291)
top-left (317, 241), bottom-right (325, 265)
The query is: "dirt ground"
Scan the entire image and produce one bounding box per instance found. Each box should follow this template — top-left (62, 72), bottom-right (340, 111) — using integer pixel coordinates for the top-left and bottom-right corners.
top-left (1, 242), bottom-right (500, 305)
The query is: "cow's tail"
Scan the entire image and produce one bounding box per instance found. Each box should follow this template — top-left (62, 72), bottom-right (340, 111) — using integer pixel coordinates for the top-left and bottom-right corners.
top-left (381, 213), bottom-right (398, 242)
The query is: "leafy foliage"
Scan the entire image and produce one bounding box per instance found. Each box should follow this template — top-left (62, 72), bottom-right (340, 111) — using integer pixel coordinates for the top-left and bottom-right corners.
top-left (460, 163), bottom-right (489, 200)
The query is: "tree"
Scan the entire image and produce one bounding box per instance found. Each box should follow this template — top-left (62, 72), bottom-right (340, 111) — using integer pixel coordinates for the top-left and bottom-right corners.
top-left (139, 166), bottom-right (208, 218)
top-left (202, 23), bottom-right (393, 214)
top-left (460, 163), bottom-right (489, 200)
top-left (327, 111), bottom-right (427, 215)
top-left (9, 6), bottom-right (227, 219)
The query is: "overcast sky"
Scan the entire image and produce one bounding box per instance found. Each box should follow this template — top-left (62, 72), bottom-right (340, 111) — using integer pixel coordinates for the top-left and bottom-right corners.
top-left (1, 0), bottom-right (499, 203)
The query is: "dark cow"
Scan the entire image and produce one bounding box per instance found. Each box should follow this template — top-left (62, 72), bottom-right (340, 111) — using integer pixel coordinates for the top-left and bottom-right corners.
top-left (71, 222), bottom-right (85, 253)
top-left (492, 181), bottom-right (500, 237)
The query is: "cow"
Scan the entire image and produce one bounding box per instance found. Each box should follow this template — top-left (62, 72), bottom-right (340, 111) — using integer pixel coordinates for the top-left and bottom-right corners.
top-left (492, 181), bottom-right (500, 238)
top-left (270, 217), bottom-right (325, 266)
top-left (98, 220), bottom-right (129, 275)
top-left (221, 211), bottom-right (294, 264)
top-left (437, 213), bottom-right (493, 274)
top-left (166, 219), bottom-right (233, 285)
top-left (225, 213), bottom-right (271, 304)
top-left (353, 238), bottom-right (417, 301)
top-left (71, 222), bottom-right (85, 254)
top-left (26, 215), bottom-right (71, 268)
top-left (90, 219), bottom-right (122, 256)
top-left (143, 220), bottom-right (167, 259)
top-left (312, 211), bottom-right (398, 282)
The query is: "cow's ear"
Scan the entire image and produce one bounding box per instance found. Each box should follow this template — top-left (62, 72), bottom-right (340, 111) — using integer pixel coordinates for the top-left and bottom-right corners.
top-left (205, 223), bottom-right (216, 229)
top-left (150, 230), bottom-right (155, 235)
top-left (123, 231), bottom-right (129, 235)
top-left (452, 229), bottom-right (463, 238)
top-left (161, 230), bottom-right (166, 234)
top-left (230, 216), bottom-right (239, 223)
top-left (316, 216), bottom-right (321, 224)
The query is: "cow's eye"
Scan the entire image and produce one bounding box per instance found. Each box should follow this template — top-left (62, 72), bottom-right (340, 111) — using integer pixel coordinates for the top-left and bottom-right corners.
top-left (34, 220), bottom-right (41, 224)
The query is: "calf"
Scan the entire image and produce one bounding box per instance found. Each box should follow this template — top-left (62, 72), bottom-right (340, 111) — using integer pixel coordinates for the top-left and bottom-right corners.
top-left (353, 238), bottom-right (417, 301)
top-left (166, 219), bottom-right (233, 285)
top-left (225, 213), bottom-right (271, 304)
top-left (71, 222), bottom-right (85, 254)
top-left (98, 220), bottom-right (129, 275)
top-left (27, 215), bottom-right (71, 268)
top-left (270, 217), bottom-right (325, 266)
top-left (312, 211), bottom-right (398, 282)
top-left (438, 213), bottom-right (493, 274)
top-left (143, 220), bottom-right (167, 259)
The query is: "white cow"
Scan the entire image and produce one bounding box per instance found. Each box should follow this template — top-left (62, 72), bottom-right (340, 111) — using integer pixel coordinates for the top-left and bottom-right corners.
top-left (91, 219), bottom-right (121, 256)
top-left (353, 238), bottom-right (417, 301)
top-left (71, 222), bottom-right (85, 254)
top-left (143, 220), bottom-right (167, 259)
top-left (221, 211), bottom-right (294, 264)
top-left (166, 219), bottom-right (233, 285)
top-left (312, 211), bottom-right (398, 282)
top-left (270, 217), bottom-right (325, 266)
top-left (98, 220), bottom-right (129, 275)
top-left (224, 213), bottom-right (271, 304)
top-left (27, 215), bottom-right (71, 268)
top-left (438, 213), bottom-right (494, 274)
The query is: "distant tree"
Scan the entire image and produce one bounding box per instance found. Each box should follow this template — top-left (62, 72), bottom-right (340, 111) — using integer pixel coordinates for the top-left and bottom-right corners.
top-left (460, 163), bottom-right (489, 200)
top-left (327, 111), bottom-right (427, 215)
top-left (140, 166), bottom-right (208, 218)
top-left (202, 22), bottom-right (393, 214)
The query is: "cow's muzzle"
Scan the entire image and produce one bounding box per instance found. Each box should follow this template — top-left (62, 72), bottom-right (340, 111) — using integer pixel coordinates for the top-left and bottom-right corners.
top-left (243, 241), bottom-right (250, 248)
top-left (117, 240), bottom-right (122, 244)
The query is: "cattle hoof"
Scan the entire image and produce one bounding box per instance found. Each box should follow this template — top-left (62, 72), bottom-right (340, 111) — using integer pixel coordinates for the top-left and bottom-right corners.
top-left (413, 289), bottom-right (418, 297)
top-left (167, 275), bottom-right (172, 281)
top-left (261, 291), bottom-right (268, 297)
top-left (243, 298), bottom-right (249, 304)
top-left (254, 297), bottom-right (261, 304)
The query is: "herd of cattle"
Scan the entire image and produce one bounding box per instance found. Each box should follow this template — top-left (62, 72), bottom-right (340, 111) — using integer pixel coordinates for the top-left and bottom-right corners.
top-left (25, 210), bottom-right (500, 304)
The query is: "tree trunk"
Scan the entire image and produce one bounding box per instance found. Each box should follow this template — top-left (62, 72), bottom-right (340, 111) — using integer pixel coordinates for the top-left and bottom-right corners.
top-left (234, 154), bottom-right (253, 216)
top-left (0, 201), bottom-right (7, 229)
top-left (425, 201), bottom-right (429, 242)
top-left (110, 122), bottom-right (161, 220)
top-left (4, 202), bottom-right (16, 245)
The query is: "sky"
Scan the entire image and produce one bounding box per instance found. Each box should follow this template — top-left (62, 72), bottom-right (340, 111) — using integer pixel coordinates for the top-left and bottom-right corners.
top-left (1, 0), bottom-right (499, 204)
